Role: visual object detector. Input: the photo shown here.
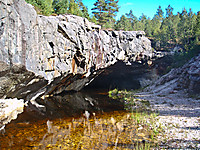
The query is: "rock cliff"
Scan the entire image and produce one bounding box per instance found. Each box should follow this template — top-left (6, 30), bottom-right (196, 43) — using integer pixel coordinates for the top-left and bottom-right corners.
top-left (0, 0), bottom-right (154, 100)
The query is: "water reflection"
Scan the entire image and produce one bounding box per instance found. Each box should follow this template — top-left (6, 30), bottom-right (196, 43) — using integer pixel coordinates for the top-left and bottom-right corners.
top-left (12, 90), bottom-right (124, 123)
top-left (0, 91), bottom-right (159, 149)
top-left (0, 110), bottom-right (155, 149)
top-left (0, 91), bottom-right (126, 149)
top-left (36, 90), bottom-right (124, 119)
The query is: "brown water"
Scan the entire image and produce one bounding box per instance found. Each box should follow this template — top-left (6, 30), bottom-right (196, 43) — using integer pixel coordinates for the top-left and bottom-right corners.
top-left (0, 90), bottom-right (156, 149)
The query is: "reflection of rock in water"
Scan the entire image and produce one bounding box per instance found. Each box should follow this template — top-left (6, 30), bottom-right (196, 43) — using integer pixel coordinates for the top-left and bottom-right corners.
top-left (0, 99), bottom-right (24, 130)
top-left (16, 91), bottom-right (124, 122)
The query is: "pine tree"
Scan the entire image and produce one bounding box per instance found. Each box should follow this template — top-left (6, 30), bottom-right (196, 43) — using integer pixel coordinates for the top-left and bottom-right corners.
top-left (89, 15), bottom-right (97, 24)
top-left (145, 18), bottom-right (153, 37)
top-left (104, 18), bottom-right (116, 29)
top-left (92, 0), bottom-right (107, 25)
top-left (152, 6), bottom-right (163, 37)
top-left (68, 0), bottom-right (82, 16)
top-left (137, 13), bottom-right (147, 31)
top-left (52, 0), bottom-right (69, 14)
top-left (125, 10), bottom-right (138, 30)
top-left (106, 0), bottom-right (119, 19)
top-left (92, 0), bottom-right (119, 27)
top-left (76, 0), bottom-right (90, 19)
top-left (165, 5), bottom-right (173, 18)
top-left (187, 9), bottom-right (197, 41)
top-left (177, 8), bottom-right (193, 48)
top-left (172, 13), bottom-right (180, 43)
top-left (159, 5), bottom-right (176, 47)
top-left (25, 0), bottom-right (53, 15)
top-left (115, 15), bottom-right (132, 31)
top-left (194, 11), bottom-right (200, 42)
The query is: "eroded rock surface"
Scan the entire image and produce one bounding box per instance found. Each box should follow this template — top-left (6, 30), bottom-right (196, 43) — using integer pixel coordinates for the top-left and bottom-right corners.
top-left (145, 53), bottom-right (200, 96)
top-left (0, 0), bottom-right (154, 100)
top-left (135, 53), bottom-right (200, 117)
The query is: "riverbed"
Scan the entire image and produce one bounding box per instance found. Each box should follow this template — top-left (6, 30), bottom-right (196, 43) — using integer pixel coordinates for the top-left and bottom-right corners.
top-left (0, 90), bottom-right (157, 149)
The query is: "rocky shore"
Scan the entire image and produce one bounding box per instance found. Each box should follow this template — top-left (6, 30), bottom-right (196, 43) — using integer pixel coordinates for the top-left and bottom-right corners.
top-left (136, 91), bottom-right (200, 149)
top-left (136, 53), bottom-right (200, 149)
top-left (0, 98), bottom-right (24, 132)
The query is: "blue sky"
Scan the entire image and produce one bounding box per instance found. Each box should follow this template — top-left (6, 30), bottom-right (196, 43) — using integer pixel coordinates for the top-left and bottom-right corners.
top-left (82, 0), bottom-right (200, 20)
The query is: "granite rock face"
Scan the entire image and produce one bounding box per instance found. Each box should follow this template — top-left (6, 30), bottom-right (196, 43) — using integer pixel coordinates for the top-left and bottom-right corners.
top-left (0, 0), bottom-right (154, 100)
top-left (145, 54), bottom-right (200, 95)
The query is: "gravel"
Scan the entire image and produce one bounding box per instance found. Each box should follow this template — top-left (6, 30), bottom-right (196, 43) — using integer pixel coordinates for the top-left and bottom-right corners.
top-left (136, 91), bottom-right (200, 149)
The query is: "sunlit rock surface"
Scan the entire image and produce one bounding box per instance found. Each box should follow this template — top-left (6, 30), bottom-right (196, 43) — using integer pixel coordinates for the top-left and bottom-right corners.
top-left (0, 0), bottom-right (154, 100)
top-left (144, 53), bottom-right (200, 95)
top-left (0, 98), bottom-right (24, 129)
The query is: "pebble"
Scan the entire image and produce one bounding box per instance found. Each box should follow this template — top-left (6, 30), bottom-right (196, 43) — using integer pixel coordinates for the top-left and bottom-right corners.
top-left (136, 91), bottom-right (200, 149)
top-left (156, 116), bottom-right (200, 149)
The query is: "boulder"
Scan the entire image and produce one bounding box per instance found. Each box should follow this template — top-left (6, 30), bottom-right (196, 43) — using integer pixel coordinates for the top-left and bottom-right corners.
top-left (0, 98), bottom-right (24, 130)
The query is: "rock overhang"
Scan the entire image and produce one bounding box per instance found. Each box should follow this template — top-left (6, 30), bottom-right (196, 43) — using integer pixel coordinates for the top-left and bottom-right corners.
top-left (0, 0), bottom-right (155, 100)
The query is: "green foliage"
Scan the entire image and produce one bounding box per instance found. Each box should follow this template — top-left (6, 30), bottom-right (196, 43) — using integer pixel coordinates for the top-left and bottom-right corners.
top-left (108, 88), bottom-right (119, 99)
top-left (170, 42), bottom-right (200, 68)
top-left (165, 5), bottom-right (173, 18)
top-left (115, 15), bottom-right (133, 31)
top-left (68, 0), bottom-right (82, 16)
top-left (52, 0), bottom-right (69, 14)
top-left (108, 89), bottom-right (163, 147)
top-left (26, 0), bottom-right (90, 18)
top-left (114, 6), bottom-right (200, 69)
top-left (89, 15), bottom-right (97, 24)
top-left (103, 18), bottom-right (115, 29)
top-left (113, 5), bottom-right (199, 54)
top-left (108, 89), bottom-right (150, 111)
top-left (77, 0), bottom-right (90, 19)
top-left (92, 0), bottom-right (119, 26)
top-left (92, 0), bottom-right (108, 25)
top-left (194, 11), bottom-right (200, 41)
top-left (25, 0), bottom-right (53, 15)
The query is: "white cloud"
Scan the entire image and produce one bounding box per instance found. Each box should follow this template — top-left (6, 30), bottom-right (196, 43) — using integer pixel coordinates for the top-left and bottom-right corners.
top-left (122, 2), bottom-right (134, 6)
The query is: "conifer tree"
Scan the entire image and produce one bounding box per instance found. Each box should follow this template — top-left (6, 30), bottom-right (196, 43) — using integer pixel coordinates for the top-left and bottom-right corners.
top-left (92, 0), bottom-right (119, 27)
top-left (52, 0), bottom-right (69, 14)
top-left (75, 0), bottom-right (90, 19)
top-left (145, 18), bottom-right (153, 37)
top-left (92, 0), bottom-right (107, 25)
top-left (106, 0), bottom-right (119, 20)
top-left (152, 6), bottom-right (163, 37)
top-left (159, 5), bottom-right (176, 47)
top-left (125, 10), bottom-right (138, 30)
top-left (115, 15), bottom-right (132, 31)
top-left (68, 0), bottom-right (82, 16)
top-left (178, 8), bottom-right (188, 45)
top-left (25, 0), bottom-right (53, 15)
top-left (138, 13), bottom-right (147, 31)
top-left (194, 11), bottom-right (200, 42)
